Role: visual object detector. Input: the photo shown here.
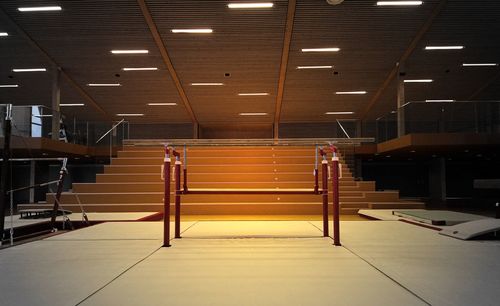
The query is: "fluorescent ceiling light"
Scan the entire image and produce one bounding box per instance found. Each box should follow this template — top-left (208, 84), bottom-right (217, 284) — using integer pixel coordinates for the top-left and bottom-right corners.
top-left (377, 1), bottom-right (423, 6)
top-left (301, 48), bottom-right (340, 52)
top-left (13, 68), bottom-right (46, 72)
top-left (116, 113), bottom-right (144, 117)
top-left (111, 50), bottom-right (149, 54)
top-left (297, 65), bottom-right (333, 69)
top-left (122, 67), bottom-right (158, 71)
top-left (238, 93), bottom-right (269, 96)
top-left (33, 114), bottom-right (53, 117)
top-left (60, 104), bottom-right (85, 107)
top-left (228, 3), bottom-right (274, 9)
top-left (425, 99), bottom-right (455, 102)
top-left (191, 83), bottom-right (224, 86)
top-left (87, 83), bottom-right (121, 87)
top-left (462, 63), bottom-right (498, 67)
top-left (325, 112), bottom-right (355, 115)
top-left (18, 6), bottom-right (62, 12)
top-left (147, 103), bottom-right (177, 106)
top-left (0, 32), bottom-right (8, 37)
top-left (404, 79), bottom-right (433, 83)
top-left (336, 91), bottom-right (367, 95)
top-left (0, 84), bottom-right (19, 88)
top-left (425, 46), bottom-right (464, 50)
top-left (171, 29), bottom-right (213, 34)
top-left (239, 112), bottom-right (268, 116)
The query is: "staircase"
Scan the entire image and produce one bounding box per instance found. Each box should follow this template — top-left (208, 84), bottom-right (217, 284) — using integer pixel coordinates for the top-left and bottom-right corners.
top-left (19, 145), bottom-right (424, 215)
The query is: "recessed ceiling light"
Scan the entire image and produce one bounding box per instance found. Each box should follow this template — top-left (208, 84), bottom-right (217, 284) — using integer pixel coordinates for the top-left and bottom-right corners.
top-left (335, 91), bottom-right (367, 95)
top-left (239, 112), bottom-right (268, 116)
top-left (116, 113), bottom-right (144, 117)
top-left (296, 65), bottom-right (333, 69)
top-left (0, 32), bottom-right (8, 37)
top-left (171, 29), bottom-right (213, 34)
top-left (87, 83), bottom-right (121, 87)
top-left (228, 3), bottom-right (274, 9)
top-left (190, 83), bottom-right (224, 86)
top-left (325, 112), bottom-right (355, 115)
top-left (18, 6), bottom-right (62, 12)
top-left (425, 99), bottom-right (455, 102)
top-left (425, 46), bottom-right (464, 50)
top-left (0, 84), bottom-right (19, 88)
top-left (301, 48), bottom-right (340, 52)
top-left (33, 114), bottom-right (53, 118)
top-left (238, 93), bottom-right (269, 96)
top-left (462, 63), bottom-right (498, 67)
top-left (13, 68), bottom-right (46, 72)
top-left (404, 79), bottom-right (433, 83)
top-left (60, 104), bottom-right (85, 107)
top-left (376, 1), bottom-right (423, 6)
top-left (147, 103), bottom-right (177, 106)
top-left (111, 50), bottom-right (149, 54)
top-left (122, 67), bottom-right (158, 71)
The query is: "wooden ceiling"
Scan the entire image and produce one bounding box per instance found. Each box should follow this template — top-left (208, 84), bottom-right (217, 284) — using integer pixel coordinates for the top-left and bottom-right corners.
top-left (0, 0), bottom-right (499, 126)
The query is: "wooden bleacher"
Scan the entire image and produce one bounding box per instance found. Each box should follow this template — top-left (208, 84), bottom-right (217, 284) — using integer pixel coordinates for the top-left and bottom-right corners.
top-left (18, 145), bottom-right (424, 215)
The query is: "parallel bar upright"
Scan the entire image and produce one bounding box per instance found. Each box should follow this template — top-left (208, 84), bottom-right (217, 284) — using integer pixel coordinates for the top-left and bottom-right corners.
top-left (173, 149), bottom-right (182, 238)
top-left (321, 149), bottom-right (329, 237)
top-left (331, 146), bottom-right (341, 246)
top-left (163, 146), bottom-right (171, 247)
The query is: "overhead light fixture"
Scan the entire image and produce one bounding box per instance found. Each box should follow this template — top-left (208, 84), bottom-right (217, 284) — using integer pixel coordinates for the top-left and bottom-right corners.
top-left (335, 91), bottom-right (367, 95)
top-left (228, 3), bottom-right (274, 9)
top-left (425, 99), bottom-right (455, 102)
top-left (87, 83), bottom-right (121, 87)
top-left (0, 32), bottom-right (8, 37)
top-left (116, 113), bottom-right (144, 117)
top-left (239, 112), bottom-right (268, 116)
top-left (376, 1), bottom-right (423, 6)
top-left (325, 112), bottom-right (355, 115)
top-left (111, 50), bottom-right (149, 54)
top-left (301, 48), bottom-right (340, 52)
top-left (425, 46), bottom-right (464, 50)
top-left (147, 103), bottom-right (177, 106)
top-left (297, 65), bottom-right (333, 69)
top-left (34, 114), bottom-right (53, 118)
top-left (0, 84), bottom-right (19, 88)
top-left (13, 68), bottom-right (47, 72)
top-left (404, 79), bottom-right (433, 83)
top-left (171, 29), bottom-right (213, 34)
top-left (18, 6), bottom-right (62, 12)
top-left (60, 104), bottom-right (85, 107)
top-left (122, 67), bottom-right (158, 71)
top-left (238, 93), bottom-right (269, 96)
top-left (190, 83), bottom-right (224, 86)
top-left (462, 63), bottom-right (498, 67)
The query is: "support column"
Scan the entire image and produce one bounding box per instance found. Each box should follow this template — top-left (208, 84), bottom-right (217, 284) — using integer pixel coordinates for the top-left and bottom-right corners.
top-left (163, 146), bottom-right (171, 247)
top-left (0, 105), bottom-right (12, 245)
top-left (429, 157), bottom-right (446, 202)
top-left (193, 123), bottom-right (199, 139)
top-left (397, 62), bottom-right (406, 137)
top-left (29, 160), bottom-right (35, 203)
top-left (51, 67), bottom-right (61, 140)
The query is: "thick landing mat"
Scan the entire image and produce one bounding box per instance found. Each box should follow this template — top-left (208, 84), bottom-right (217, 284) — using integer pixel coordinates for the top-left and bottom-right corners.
top-left (439, 218), bottom-right (500, 240)
top-left (392, 210), bottom-right (486, 225)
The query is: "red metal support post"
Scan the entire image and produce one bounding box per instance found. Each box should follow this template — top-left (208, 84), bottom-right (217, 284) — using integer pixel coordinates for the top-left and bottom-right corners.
top-left (163, 146), bottom-right (171, 247)
top-left (173, 149), bottom-right (182, 239)
top-left (321, 154), bottom-right (329, 237)
top-left (331, 146), bottom-right (341, 246)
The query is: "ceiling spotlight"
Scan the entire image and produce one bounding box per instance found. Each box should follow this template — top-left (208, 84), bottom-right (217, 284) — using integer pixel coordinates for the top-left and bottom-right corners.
top-left (404, 79), bottom-right (433, 83)
top-left (377, 1), bottom-right (423, 6)
top-left (0, 32), bottom-right (8, 37)
top-left (425, 46), bottom-right (464, 50)
top-left (18, 6), bottom-right (62, 12)
top-left (116, 113), bottom-right (144, 117)
top-left (171, 29), bottom-right (213, 34)
top-left (325, 112), bottom-right (355, 115)
top-left (12, 68), bottom-right (47, 72)
top-left (0, 84), bottom-right (19, 88)
top-left (60, 104), bottom-right (85, 107)
top-left (425, 99), bottom-right (455, 102)
top-left (122, 67), bottom-right (158, 71)
top-left (87, 83), bottom-right (122, 87)
top-left (326, 0), bottom-right (344, 5)
top-left (191, 83), bottom-right (224, 86)
top-left (462, 63), bottom-right (498, 67)
top-left (147, 103), bottom-right (177, 106)
top-left (335, 91), bottom-right (367, 95)
top-left (297, 66), bottom-right (333, 69)
top-left (111, 50), bottom-right (149, 54)
top-left (301, 48), bottom-right (340, 52)
top-left (239, 112), bottom-right (268, 116)
top-left (238, 93), bottom-right (269, 96)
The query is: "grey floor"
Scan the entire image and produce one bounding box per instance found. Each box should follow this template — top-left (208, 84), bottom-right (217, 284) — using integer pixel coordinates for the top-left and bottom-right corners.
top-left (1, 219), bottom-right (499, 306)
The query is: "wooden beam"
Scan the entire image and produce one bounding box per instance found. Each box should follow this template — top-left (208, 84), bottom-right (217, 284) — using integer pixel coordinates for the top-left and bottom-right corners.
top-left (359, 0), bottom-right (448, 119)
top-left (273, 0), bottom-right (297, 139)
top-left (0, 7), bottom-right (112, 120)
top-left (137, 0), bottom-right (198, 124)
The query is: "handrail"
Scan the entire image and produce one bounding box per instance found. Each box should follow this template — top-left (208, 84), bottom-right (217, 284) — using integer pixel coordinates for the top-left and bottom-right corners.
top-left (95, 119), bottom-right (125, 144)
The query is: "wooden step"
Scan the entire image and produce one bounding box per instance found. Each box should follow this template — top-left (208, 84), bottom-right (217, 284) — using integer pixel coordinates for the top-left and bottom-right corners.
top-left (96, 172), bottom-right (357, 183)
top-left (103, 164), bottom-right (352, 176)
top-left (73, 181), bottom-right (376, 193)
